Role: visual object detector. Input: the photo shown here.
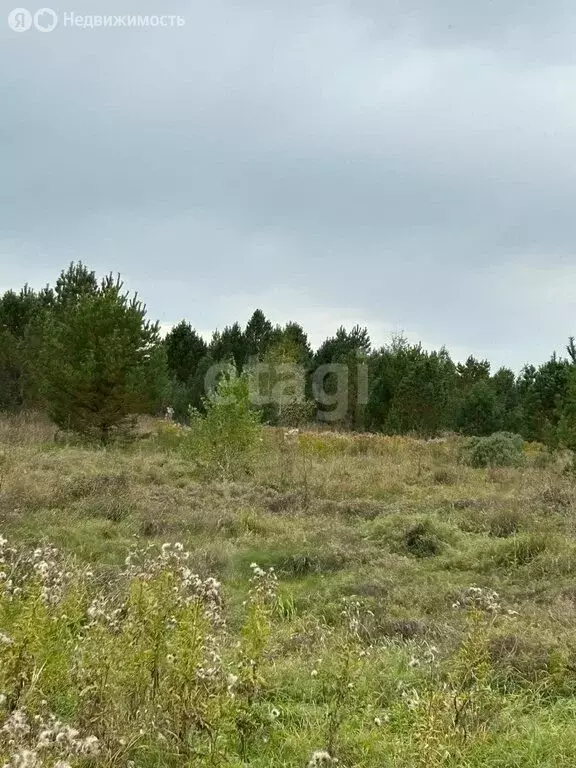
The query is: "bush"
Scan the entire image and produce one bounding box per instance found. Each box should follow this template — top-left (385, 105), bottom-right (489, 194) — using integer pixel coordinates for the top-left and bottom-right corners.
top-left (183, 370), bottom-right (263, 479)
top-left (461, 432), bottom-right (525, 469)
top-left (401, 519), bottom-right (446, 558)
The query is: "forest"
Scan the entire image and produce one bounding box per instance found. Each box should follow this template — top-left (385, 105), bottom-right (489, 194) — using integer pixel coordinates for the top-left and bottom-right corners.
top-left (1, 261), bottom-right (576, 445)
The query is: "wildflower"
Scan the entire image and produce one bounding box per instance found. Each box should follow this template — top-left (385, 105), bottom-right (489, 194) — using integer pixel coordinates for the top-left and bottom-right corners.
top-left (227, 673), bottom-right (238, 694)
top-left (123, 543), bottom-right (225, 630)
top-left (408, 655), bottom-right (420, 668)
top-left (423, 644), bottom-right (438, 664)
top-left (1, 709), bottom-right (31, 739)
top-left (308, 751), bottom-right (338, 766)
top-left (249, 562), bottom-right (266, 577)
top-left (81, 735), bottom-right (100, 756)
top-left (400, 686), bottom-right (421, 710)
top-left (10, 749), bottom-right (39, 768)
top-left (166, 654), bottom-right (176, 664)
top-left (374, 717), bottom-right (382, 727)
top-left (311, 669), bottom-right (318, 678)
top-left (453, 586), bottom-right (501, 613)
top-left (270, 708), bottom-right (280, 720)
top-left (248, 562), bottom-right (277, 606)
top-left (37, 729), bottom-right (53, 747)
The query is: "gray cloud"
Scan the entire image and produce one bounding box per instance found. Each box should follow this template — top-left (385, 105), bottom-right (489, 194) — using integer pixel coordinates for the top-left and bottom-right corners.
top-left (2, 0), bottom-right (576, 371)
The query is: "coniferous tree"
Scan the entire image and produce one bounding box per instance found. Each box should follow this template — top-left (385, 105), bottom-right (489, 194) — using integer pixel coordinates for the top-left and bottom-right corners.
top-left (492, 367), bottom-right (522, 433)
top-left (53, 262), bottom-right (98, 308)
top-left (556, 367), bottom-right (576, 450)
top-left (164, 321), bottom-right (208, 385)
top-left (517, 355), bottom-right (571, 443)
top-left (385, 346), bottom-right (456, 437)
top-left (456, 356), bottom-right (491, 388)
top-left (248, 322), bottom-right (313, 425)
top-left (314, 325), bottom-right (371, 429)
top-left (457, 379), bottom-right (501, 436)
top-left (210, 323), bottom-right (247, 372)
top-left (0, 326), bottom-right (21, 411)
top-left (244, 309), bottom-right (273, 363)
top-left (39, 271), bottom-right (161, 442)
top-left (0, 285), bottom-right (53, 409)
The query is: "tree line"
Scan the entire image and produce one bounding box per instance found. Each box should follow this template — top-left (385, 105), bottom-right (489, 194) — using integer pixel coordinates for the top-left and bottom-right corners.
top-left (2, 262), bottom-right (576, 446)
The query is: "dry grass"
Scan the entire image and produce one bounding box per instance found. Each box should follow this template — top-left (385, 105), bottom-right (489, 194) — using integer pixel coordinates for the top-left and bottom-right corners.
top-left (3, 414), bottom-right (576, 765)
top-left (1, 415), bottom-right (574, 613)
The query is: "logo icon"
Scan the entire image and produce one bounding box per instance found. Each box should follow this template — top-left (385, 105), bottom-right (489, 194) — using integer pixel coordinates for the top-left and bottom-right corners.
top-left (7, 7), bottom-right (58, 31)
top-left (8, 7), bottom-right (32, 31)
top-left (34, 7), bottom-right (57, 31)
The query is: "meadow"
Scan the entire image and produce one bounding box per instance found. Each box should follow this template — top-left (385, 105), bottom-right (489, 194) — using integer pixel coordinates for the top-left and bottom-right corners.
top-left (2, 413), bottom-right (576, 766)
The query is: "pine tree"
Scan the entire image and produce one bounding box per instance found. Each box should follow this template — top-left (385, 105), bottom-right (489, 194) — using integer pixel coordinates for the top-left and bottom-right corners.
top-left (164, 321), bottom-right (208, 384)
top-left (244, 309), bottom-right (273, 363)
top-left (517, 355), bottom-right (571, 443)
top-left (0, 285), bottom-right (53, 409)
top-left (247, 323), bottom-right (312, 425)
top-left (456, 356), bottom-right (491, 388)
top-left (556, 367), bottom-right (576, 450)
top-left (53, 262), bottom-right (98, 308)
top-left (209, 323), bottom-right (247, 372)
top-left (457, 379), bottom-right (501, 436)
top-left (314, 326), bottom-right (371, 429)
top-left (385, 347), bottom-right (455, 437)
top-left (0, 326), bottom-right (21, 410)
top-left (39, 272), bottom-right (161, 442)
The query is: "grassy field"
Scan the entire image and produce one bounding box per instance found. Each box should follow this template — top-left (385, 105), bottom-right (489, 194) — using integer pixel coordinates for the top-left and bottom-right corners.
top-left (3, 413), bottom-right (576, 766)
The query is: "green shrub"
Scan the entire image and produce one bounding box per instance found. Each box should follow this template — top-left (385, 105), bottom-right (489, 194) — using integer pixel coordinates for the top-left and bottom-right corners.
top-left (183, 371), bottom-right (263, 479)
top-left (401, 519), bottom-right (446, 558)
top-left (461, 432), bottom-right (525, 469)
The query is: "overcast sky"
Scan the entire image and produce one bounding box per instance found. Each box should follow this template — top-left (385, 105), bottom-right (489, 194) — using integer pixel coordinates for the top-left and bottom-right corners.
top-left (2, 0), bottom-right (576, 371)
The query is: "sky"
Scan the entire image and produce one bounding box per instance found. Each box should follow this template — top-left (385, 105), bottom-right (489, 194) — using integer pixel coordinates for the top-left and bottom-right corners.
top-left (2, 0), bottom-right (576, 371)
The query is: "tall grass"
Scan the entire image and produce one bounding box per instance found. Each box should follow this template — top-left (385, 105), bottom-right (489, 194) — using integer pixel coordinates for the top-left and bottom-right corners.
top-left (2, 413), bottom-right (576, 765)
